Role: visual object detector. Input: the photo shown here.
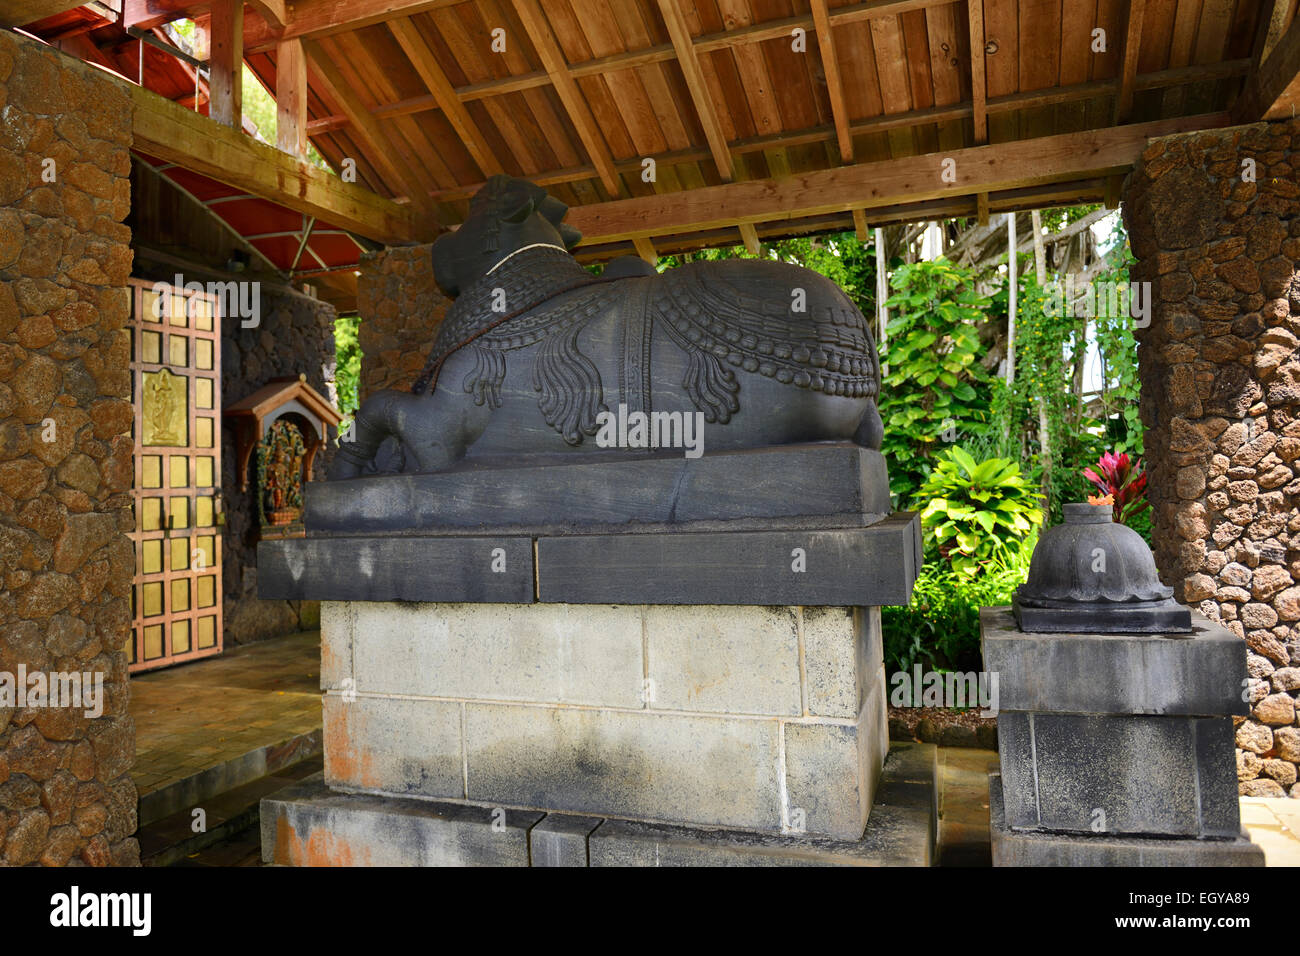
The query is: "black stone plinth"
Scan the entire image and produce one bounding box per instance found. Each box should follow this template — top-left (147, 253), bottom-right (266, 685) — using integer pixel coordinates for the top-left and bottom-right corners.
top-left (258, 512), bottom-right (921, 607)
top-left (307, 443), bottom-right (890, 535)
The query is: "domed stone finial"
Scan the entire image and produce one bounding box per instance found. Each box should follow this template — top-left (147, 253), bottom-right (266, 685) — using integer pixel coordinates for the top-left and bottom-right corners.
top-left (1012, 502), bottom-right (1193, 633)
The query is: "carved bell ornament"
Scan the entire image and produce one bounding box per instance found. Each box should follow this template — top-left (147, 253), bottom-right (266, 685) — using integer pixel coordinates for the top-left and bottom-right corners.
top-left (1012, 502), bottom-right (1193, 633)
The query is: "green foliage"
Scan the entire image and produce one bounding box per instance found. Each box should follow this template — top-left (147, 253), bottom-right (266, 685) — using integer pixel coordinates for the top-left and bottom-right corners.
top-left (1091, 246), bottom-right (1144, 457)
top-left (882, 536), bottom-right (1036, 674)
top-left (916, 446), bottom-right (1044, 576)
top-left (333, 315), bottom-right (361, 418)
top-left (878, 259), bottom-right (993, 499)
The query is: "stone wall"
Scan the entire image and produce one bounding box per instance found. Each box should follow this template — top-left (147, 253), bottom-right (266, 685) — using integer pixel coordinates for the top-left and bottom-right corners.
top-left (220, 287), bottom-right (337, 644)
top-left (0, 31), bottom-right (139, 865)
top-left (1124, 118), bottom-right (1300, 796)
top-left (356, 244), bottom-right (446, 398)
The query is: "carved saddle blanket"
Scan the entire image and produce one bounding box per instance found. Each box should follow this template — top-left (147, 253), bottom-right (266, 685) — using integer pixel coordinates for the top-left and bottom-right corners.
top-left (412, 245), bottom-right (879, 446)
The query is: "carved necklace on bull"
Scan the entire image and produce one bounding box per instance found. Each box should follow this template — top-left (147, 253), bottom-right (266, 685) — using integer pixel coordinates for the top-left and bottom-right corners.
top-left (411, 240), bottom-right (624, 398)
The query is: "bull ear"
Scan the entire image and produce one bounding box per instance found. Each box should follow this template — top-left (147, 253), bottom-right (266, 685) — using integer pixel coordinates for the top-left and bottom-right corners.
top-left (559, 223), bottom-right (582, 249)
top-left (502, 196), bottom-right (535, 223)
top-left (431, 235), bottom-right (459, 297)
top-left (539, 195), bottom-right (569, 225)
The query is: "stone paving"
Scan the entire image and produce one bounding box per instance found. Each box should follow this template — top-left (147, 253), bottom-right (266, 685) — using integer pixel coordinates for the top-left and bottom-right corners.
top-left (130, 631), bottom-right (322, 800)
top-left (1239, 797), bottom-right (1300, 865)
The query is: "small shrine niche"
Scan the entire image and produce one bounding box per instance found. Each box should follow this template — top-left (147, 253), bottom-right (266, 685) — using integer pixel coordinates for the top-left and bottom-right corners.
top-left (225, 375), bottom-right (342, 539)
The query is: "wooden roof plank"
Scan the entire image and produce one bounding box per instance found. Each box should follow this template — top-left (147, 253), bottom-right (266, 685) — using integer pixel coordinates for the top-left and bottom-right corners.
top-left (656, 0), bottom-right (735, 178)
top-left (302, 36), bottom-right (441, 216)
top-left (389, 16), bottom-right (505, 178)
top-left (511, 0), bottom-right (624, 196)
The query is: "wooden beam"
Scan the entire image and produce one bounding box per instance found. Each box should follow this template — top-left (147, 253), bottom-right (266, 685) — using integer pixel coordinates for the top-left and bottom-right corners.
top-left (302, 37), bottom-right (440, 218)
top-left (281, 0), bottom-right (458, 40)
top-left (811, 0), bottom-right (853, 163)
top-left (657, 0), bottom-right (735, 180)
top-left (852, 208), bottom-right (868, 241)
top-left (564, 114), bottom-right (1229, 245)
top-left (130, 83), bottom-right (424, 242)
top-left (0, 0), bottom-right (93, 27)
top-left (739, 222), bottom-right (761, 254)
top-left (1113, 0), bottom-right (1146, 123)
top-left (511, 0), bottom-right (622, 197)
top-left (275, 36), bottom-right (308, 156)
top-left (1104, 174), bottom-right (1123, 209)
top-left (976, 191), bottom-right (989, 225)
top-left (247, 0), bottom-right (286, 30)
top-left (388, 18), bottom-right (503, 179)
top-left (967, 0), bottom-right (987, 144)
top-left (209, 0), bottom-right (243, 129)
top-left (1234, 1), bottom-right (1300, 121)
top-left (123, 0), bottom-right (208, 33)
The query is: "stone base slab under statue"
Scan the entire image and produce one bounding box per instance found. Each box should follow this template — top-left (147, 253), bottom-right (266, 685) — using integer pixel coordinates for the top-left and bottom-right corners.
top-left (260, 601), bottom-right (937, 866)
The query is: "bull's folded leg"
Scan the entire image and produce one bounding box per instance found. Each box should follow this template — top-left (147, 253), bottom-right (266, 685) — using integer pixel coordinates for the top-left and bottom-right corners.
top-left (326, 389), bottom-right (407, 479)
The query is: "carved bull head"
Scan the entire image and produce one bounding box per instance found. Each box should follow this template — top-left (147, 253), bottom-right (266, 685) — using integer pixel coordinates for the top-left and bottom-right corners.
top-left (432, 175), bottom-right (583, 298)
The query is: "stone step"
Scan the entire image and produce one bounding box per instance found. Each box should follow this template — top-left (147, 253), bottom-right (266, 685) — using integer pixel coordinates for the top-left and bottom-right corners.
top-left (260, 742), bottom-right (938, 867)
top-left (138, 728), bottom-right (322, 828)
top-left (141, 755), bottom-right (323, 867)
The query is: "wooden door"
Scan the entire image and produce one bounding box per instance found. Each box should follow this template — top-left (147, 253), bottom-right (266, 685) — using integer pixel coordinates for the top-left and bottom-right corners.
top-left (127, 277), bottom-right (224, 672)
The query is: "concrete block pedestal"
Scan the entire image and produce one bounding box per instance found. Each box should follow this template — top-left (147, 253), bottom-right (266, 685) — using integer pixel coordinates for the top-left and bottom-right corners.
top-left (261, 600), bottom-right (938, 866)
top-left (981, 607), bottom-right (1265, 866)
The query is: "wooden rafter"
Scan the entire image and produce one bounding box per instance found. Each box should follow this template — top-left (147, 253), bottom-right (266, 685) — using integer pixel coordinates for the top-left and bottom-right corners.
top-left (0, 0), bottom-right (89, 27)
top-left (811, 0), bottom-right (853, 163)
top-left (852, 209), bottom-right (868, 241)
top-left (130, 83), bottom-right (424, 243)
top-left (564, 114), bottom-right (1228, 245)
top-left (656, 0), bottom-right (734, 181)
top-left (633, 236), bottom-right (658, 263)
top-left (302, 37), bottom-right (441, 219)
top-left (511, 0), bottom-right (622, 197)
top-left (1234, 1), bottom-right (1300, 121)
top-left (1113, 0), bottom-right (1147, 123)
top-left (282, 0), bottom-right (458, 40)
top-left (739, 222), bottom-right (761, 255)
top-left (967, 0), bottom-right (987, 144)
top-left (388, 17), bottom-right (503, 180)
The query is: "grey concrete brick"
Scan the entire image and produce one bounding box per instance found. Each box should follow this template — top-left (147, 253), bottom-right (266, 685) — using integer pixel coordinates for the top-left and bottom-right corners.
top-left (589, 743), bottom-right (936, 867)
top-left (989, 772), bottom-right (1264, 867)
top-left (997, 712), bottom-right (1241, 838)
top-left (320, 601), bottom-right (353, 692)
top-left (261, 774), bottom-right (542, 866)
top-left (783, 679), bottom-right (887, 840)
top-left (350, 602), bottom-right (644, 707)
top-left (802, 606), bottom-right (881, 718)
top-left (463, 702), bottom-right (783, 831)
top-left (644, 604), bottom-right (801, 716)
top-left (530, 814), bottom-right (602, 867)
top-left (323, 694), bottom-right (463, 799)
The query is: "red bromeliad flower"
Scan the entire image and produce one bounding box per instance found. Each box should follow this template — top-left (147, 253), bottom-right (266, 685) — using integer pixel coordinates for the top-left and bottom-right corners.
top-left (1083, 451), bottom-right (1150, 525)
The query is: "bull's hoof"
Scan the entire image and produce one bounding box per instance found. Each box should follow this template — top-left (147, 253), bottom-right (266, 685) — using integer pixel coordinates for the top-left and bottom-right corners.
top-left (327, 449), bottom-right (367, 480)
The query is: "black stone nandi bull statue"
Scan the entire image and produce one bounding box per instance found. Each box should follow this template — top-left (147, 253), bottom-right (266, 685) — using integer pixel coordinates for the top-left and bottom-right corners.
top-left (329, 176), bottom-right (883, 479)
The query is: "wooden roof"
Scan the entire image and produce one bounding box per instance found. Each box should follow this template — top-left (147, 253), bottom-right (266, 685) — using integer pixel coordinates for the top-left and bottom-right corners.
top-left (20, 0), bottom-right (1300, 273)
